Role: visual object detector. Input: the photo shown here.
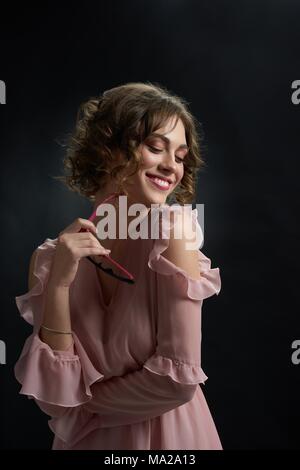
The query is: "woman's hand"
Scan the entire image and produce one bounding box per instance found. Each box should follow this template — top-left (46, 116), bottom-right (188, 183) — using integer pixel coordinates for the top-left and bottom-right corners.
top-left (49, 218), bottom-right (111, 288)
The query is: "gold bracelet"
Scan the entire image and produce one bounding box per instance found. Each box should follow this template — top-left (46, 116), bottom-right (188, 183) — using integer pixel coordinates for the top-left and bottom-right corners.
top-left (40, 325), bottom-right (72, 335)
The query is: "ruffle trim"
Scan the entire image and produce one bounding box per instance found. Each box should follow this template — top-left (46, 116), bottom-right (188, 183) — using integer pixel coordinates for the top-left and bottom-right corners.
top-left (148, 205), bottom-right (221, 300)
top-left (143, 353), bottom-right (208, 385)
top-left (14, 331), bottom-right (104, 407)
top-left (14, 238), bottom-right (105, 445)
top-left (15, 237), bottom-right (59, 325)
top-left (48, 353), bottom-right (209, 449)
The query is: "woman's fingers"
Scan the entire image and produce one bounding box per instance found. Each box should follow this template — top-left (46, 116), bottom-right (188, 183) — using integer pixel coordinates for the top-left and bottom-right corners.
top-left (59, 218), bottom-right (97, 236)
top-left (76, 239), bottom-right (110, 253)
top-left (59, 231), bottom-right (110, 254)
top-left (76, 247), bottom-right (109, 257)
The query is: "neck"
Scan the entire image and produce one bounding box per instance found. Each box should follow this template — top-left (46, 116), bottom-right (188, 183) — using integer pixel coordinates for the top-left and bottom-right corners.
top-left (92, 187), bottom-right (150, 249)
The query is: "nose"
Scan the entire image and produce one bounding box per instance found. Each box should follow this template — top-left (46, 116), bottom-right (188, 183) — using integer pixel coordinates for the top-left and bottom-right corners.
top-left (157, 151), bottom-right (177, 174)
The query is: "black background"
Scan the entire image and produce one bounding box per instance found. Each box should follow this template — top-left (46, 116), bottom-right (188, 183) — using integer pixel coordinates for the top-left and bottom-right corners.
top-left (0, 0), bottom-right (299, 449)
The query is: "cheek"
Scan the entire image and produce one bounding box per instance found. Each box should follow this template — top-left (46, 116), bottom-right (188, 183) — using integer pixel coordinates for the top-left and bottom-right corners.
top-left (139, 148), bottom-right (157, 169)
top-left (178, 166), bottom-right (185, 183)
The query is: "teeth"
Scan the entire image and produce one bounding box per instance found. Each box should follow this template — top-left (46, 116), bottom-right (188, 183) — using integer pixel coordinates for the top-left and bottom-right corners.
top-left (147, 175), bottom-right (171, 188)
top-left (147, 175), bottom-right (170, 187)
top-left (153, 178), bottom-right (169, 187)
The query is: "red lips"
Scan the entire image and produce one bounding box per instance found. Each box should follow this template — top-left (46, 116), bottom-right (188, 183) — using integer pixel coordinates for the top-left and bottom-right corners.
top-left (145, 173), bottom-right (173, 184)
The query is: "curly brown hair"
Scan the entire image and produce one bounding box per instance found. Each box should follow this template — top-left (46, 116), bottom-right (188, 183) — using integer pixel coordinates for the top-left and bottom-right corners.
top-left (53, 81), bottom-right (207, 205)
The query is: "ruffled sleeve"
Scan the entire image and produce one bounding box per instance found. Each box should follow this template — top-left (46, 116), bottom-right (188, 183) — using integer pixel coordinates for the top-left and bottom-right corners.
top-left (14, 238), bottom-right (104, 418)
top-left (145, 204), bottom-right (221, 386)
top-left (148, 204), bottom-right (221, 300)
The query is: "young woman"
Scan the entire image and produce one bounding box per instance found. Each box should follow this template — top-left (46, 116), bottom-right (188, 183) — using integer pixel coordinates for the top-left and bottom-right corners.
top-left (14, 82), bottom-right (222, 450)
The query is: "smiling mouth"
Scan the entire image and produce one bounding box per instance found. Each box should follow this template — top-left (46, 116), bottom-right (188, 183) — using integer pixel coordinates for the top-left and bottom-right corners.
top-left (145, 174), bottom-right (173, 191)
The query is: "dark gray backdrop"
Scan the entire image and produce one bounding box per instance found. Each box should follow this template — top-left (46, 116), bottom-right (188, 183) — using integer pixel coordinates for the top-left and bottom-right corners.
top-left (0, 0), bottom-right (299, 449)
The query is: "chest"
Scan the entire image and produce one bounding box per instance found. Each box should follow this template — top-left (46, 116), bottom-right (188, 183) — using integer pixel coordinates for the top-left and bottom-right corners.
top-left (71, 254), bottom-right (158, 377)
top-left (96, 268), bottom-right (118, 307)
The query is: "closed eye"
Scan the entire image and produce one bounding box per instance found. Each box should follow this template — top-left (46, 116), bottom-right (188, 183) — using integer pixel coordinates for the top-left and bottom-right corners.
top-left (148, 145), bottom-right (185, 164)
top-left (148, 145), bottom-right (163, 153)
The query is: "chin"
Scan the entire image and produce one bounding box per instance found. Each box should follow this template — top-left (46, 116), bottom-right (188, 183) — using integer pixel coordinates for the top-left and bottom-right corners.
top-left (141, 173), bottom-right (178, 207)
top-left (141, 187), bottom-right (169, 207)
top-left (127, 178), bottom-right (174, 207)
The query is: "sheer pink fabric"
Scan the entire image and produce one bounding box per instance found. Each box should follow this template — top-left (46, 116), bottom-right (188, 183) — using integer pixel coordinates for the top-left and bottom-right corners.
top-left (14, 205), bottom-right (222, 450)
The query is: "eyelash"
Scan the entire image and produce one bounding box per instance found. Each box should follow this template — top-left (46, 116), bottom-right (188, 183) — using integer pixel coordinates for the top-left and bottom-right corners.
top-left (148, 146), bottom-right (185, 163)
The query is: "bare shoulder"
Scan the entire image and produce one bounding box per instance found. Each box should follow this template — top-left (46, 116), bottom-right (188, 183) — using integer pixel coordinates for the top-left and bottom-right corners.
top-left (28, 249), bottom-right (38, 291)
top-left (162, 208), bottom-right (201, 280)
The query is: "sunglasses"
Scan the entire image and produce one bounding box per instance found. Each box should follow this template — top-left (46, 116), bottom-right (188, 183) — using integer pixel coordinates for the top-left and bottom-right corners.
top-left (79, 192), bottom-right (135, 284)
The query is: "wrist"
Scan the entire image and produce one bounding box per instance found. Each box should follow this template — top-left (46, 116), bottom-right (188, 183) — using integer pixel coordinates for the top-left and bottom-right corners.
top-left (47, 275), bottom-right (71, 291)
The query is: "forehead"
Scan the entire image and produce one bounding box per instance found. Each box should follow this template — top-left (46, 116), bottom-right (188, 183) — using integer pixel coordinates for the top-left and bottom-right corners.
top-left (155, 116), bottom-right (185, 136)
top-left (149, 117), bottom-right (187, 146)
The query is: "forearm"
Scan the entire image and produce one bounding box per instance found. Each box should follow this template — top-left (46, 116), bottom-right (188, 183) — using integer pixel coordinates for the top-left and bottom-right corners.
top-left (83, 364), bottom-right (197, 428)
top-left (39, 279), bottom-right (73, 351)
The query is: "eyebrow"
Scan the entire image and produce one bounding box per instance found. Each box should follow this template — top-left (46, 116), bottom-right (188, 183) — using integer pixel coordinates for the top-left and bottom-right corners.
top-left (148, 133), bottom-right (189, 151)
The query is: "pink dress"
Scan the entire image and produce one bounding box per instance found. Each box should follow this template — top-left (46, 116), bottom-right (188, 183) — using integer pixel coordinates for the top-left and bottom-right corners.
top-left (14, 204), bottom-right (222, 450)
